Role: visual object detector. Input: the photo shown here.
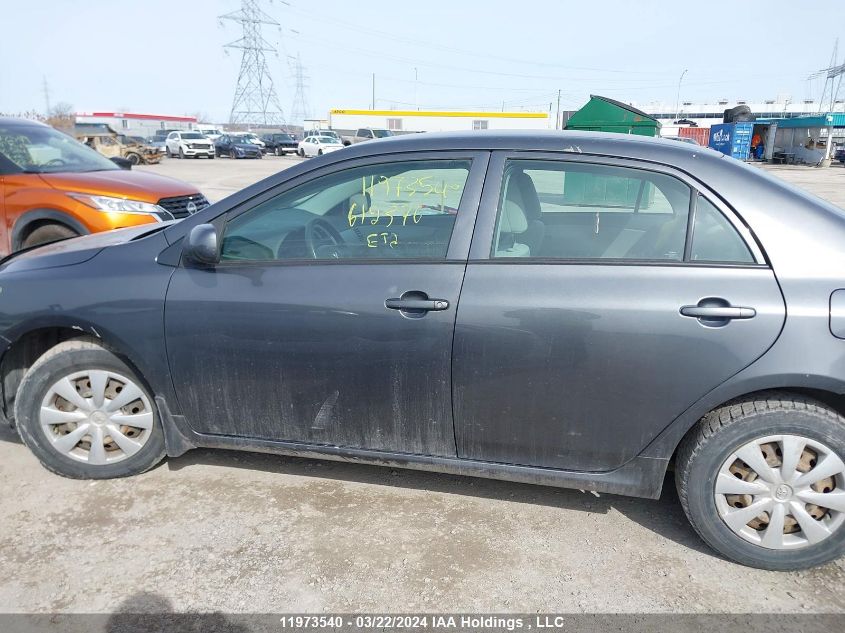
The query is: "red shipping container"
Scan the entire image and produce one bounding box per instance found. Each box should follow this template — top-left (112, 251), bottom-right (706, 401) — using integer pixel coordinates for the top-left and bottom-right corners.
top-left (678, 127), bottom-right (710, 146)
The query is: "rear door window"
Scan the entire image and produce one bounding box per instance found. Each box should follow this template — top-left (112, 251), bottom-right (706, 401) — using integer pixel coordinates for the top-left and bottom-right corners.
top-left (493, 159), bottom-right (692, 261)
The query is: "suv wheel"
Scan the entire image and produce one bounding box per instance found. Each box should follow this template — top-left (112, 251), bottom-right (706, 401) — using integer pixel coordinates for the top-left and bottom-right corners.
top-left (21, 223), bottom-right (78, 249)
top-left (14, 340), bottom-right (166, 479)
top-left (676, 392), bottom-right (845, 569)
top-left (178, 147), bottom-right (185, 159)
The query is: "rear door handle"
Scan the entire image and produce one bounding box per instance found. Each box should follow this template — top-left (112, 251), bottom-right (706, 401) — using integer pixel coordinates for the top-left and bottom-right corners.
top-left (680, 306), bottom-right (756, 319)
top-left (385, 298), bottom-right (449, 311)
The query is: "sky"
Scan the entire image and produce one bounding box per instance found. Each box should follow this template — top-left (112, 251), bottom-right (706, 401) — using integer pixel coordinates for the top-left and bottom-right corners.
top-left (2, 0), bottom-right (845, 124)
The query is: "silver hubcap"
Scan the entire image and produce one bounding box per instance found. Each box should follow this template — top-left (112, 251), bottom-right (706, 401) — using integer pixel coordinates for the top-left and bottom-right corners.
top-left (715, 434), bottom-right (845, 549)
top-left (39, 370), bottom-right (153, 465)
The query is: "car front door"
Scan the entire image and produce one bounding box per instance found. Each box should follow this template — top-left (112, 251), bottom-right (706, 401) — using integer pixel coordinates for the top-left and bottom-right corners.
top-left (453, 152), bottom-right (786, 472)
top-left (164, 151), bottom-right (487, 455)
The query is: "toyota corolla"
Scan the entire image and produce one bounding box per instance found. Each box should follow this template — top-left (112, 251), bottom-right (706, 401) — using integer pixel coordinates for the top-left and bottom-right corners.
top-left (2, 131), bottom-right (845, 570)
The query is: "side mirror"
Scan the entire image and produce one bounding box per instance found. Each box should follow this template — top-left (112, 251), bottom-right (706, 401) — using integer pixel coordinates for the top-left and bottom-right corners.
top-left (183, 224), bottom-right (219, 265)
top-left (110, 156), bottom-right (132, 170)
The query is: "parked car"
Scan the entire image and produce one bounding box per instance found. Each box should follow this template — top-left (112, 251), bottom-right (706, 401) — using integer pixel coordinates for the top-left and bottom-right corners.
top-left (165, 131), bottom-right (215, 159)
top-left (195, 124), bottom-right (224, 141)
top-left (242, 132), bottom-right (266, 153)
top-left (214, 133), bottom-right (263, 159)
top-left (4, 130), bottom-right (845, 571)
top-left (75, 124), bottom-right (163, 165)
top-left (349, 127), bottom-right (394, 144)
top-left (297, 134), bottom-right (344, 157)
top-left (0, 117), bottom-right (209, 255)
top-left (261, 132), bottom-right (298, 156)
top-left (834, 147), bottom-right (845, 164)
top-left (304, 129), bottom-right (342, 144)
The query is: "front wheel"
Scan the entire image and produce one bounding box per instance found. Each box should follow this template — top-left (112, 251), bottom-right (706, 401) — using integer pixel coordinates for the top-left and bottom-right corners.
top-left (178, 147), bottom-right (185, 159)
top-left (14, 340), bottom-right (166, 479)
top-left (298, 148), bottom-right (304, 157)
top-left (318, 149), bottom-right (323, 156)
top-left (21, 223), bottom-right (78, 250)
top-left (676, 393), bottom-right (845, 570)
top-left (126, 153), bottom-right (141, 165)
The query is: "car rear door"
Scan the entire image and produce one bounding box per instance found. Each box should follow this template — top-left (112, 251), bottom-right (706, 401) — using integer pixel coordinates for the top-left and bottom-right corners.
top-left (452, 151), bottom-right (786, 472)
top-left (164, 151), bottom-right (488, 456)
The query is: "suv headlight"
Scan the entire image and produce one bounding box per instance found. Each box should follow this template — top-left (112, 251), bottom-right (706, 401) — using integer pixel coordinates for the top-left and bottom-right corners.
top-left (68, 193), bottom-right (165, 215)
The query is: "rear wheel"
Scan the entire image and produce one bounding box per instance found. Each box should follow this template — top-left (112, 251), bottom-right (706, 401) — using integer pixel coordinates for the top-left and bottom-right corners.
top-left (21, 223), bottom-right (78, 250)
top-left (14, 340), bottom-right (166, 479)
top-left (318, 149), bottom-right (323, 156)
top-left (676, 393), bottom-right (845, 569)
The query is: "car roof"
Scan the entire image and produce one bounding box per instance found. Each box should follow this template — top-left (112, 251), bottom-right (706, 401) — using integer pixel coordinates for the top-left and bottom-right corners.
top-left (0, 117), bottom-right (50, 128)
top-left (330, 129), bottom-right (717, 164)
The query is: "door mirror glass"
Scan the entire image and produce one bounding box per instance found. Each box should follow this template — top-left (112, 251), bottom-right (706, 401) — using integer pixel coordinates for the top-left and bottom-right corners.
top-left (184, 223), bottom-right (220, 265)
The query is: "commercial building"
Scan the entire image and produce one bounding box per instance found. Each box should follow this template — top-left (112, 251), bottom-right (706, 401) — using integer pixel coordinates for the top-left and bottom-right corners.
top-left (327, 109), bottom-right (551, 134)
top-left (635, 98), bottom-right (845, 130)
top-left (74, 112), bottom-right (198, 138)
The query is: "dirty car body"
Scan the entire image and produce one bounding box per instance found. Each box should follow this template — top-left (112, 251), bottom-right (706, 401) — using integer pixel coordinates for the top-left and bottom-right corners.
top-left (3, 131), bottom-right (845, 569)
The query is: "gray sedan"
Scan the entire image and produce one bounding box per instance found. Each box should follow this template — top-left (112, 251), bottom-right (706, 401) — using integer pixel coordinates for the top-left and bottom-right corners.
top-left (1, 130), bottom-right (844, 570)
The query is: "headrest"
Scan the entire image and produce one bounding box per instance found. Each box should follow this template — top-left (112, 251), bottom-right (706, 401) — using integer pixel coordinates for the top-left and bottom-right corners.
top-left (505, 170), bottom-right (541, 220)
top-left (500, 200), bottom-right (528, 234)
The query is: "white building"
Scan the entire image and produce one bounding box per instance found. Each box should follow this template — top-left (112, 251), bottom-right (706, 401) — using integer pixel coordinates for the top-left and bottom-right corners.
top-left (74, 112), bottom-right (198, 138)
top-left (631, 98), bottom-right (845, 132)
top-left (328, 109), bottom-right (551, 134)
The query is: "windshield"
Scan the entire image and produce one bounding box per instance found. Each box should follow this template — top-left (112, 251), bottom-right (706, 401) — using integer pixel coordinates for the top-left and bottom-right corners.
top-left (182, 132), bottom-right (205, 139)
top-left (372, 129), bottom-right (393, 138)
top-left (318, 136), bottom-right (339, 144)
top-left (231, 135), bottom-right (253, 143)
top-left (0, 123), bottom-right (119, 174)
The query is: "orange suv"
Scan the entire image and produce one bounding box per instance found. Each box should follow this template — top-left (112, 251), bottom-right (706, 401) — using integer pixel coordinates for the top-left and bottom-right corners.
top-left (0, 117), bottom-right (209, 257)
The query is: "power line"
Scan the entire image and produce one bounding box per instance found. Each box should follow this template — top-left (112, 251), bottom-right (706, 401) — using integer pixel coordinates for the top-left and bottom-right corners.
top-left (220, 0), bottom-right (287, 126)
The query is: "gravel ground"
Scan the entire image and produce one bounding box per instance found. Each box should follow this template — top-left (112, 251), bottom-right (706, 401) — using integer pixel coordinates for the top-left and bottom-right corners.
top-left (2, 154), bottom-right (845, 615)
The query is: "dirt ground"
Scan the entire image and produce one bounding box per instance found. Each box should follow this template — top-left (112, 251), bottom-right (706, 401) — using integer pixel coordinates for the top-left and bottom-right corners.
top-left (2, 154), bottom-right (845, 615)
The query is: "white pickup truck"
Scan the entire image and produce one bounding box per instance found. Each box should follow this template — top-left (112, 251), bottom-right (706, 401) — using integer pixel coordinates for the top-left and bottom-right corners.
top-left (344, 127), bottom-right (394, 145)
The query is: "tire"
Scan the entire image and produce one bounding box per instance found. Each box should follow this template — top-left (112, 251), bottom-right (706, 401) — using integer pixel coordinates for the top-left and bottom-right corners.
top-left (275, 146), bottom-right (282, 156)
top-left (166, 147), bottom-right (172, 158)
top-left (318, 149), bottom-right (323, 156)
top-left (178, 148), bottom-right (184, 159)
top-left (230, 149), bottom-right (237, 160)
top-left (676, 392), bottom-right (845, 570)
top-left (14, 339), bottom-right (166, 479)
top-left (209, 153), bottom-right (215, 160)
top-left (126, 153), bottom-right (141, 165)
top-left (298, 148), bottom-right (304, 157)
top-left (21, 223), bottom-right (78, 250)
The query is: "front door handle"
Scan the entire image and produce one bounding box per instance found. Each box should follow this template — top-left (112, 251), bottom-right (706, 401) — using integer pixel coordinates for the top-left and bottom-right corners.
top-left (680, 306), bottom-right (756, 319)
top-left (385, 298), bottom-right (449, 311)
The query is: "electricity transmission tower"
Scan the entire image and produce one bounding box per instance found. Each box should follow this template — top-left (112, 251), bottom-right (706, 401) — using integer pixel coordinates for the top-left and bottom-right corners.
top-left (810, 39), bottom-right (845, 113)
top-left (220, 0), bottom-right (286, 126)
top-left (42, 76), bottom-right (51, 116)
top-left (288, 53), bottom-right (310, 126)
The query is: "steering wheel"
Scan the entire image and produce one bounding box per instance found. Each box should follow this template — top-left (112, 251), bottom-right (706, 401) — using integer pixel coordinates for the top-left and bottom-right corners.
top-left (304, 218), bottom-right (344, 259)
top-left (44, 158), bottom-right (67, 167)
